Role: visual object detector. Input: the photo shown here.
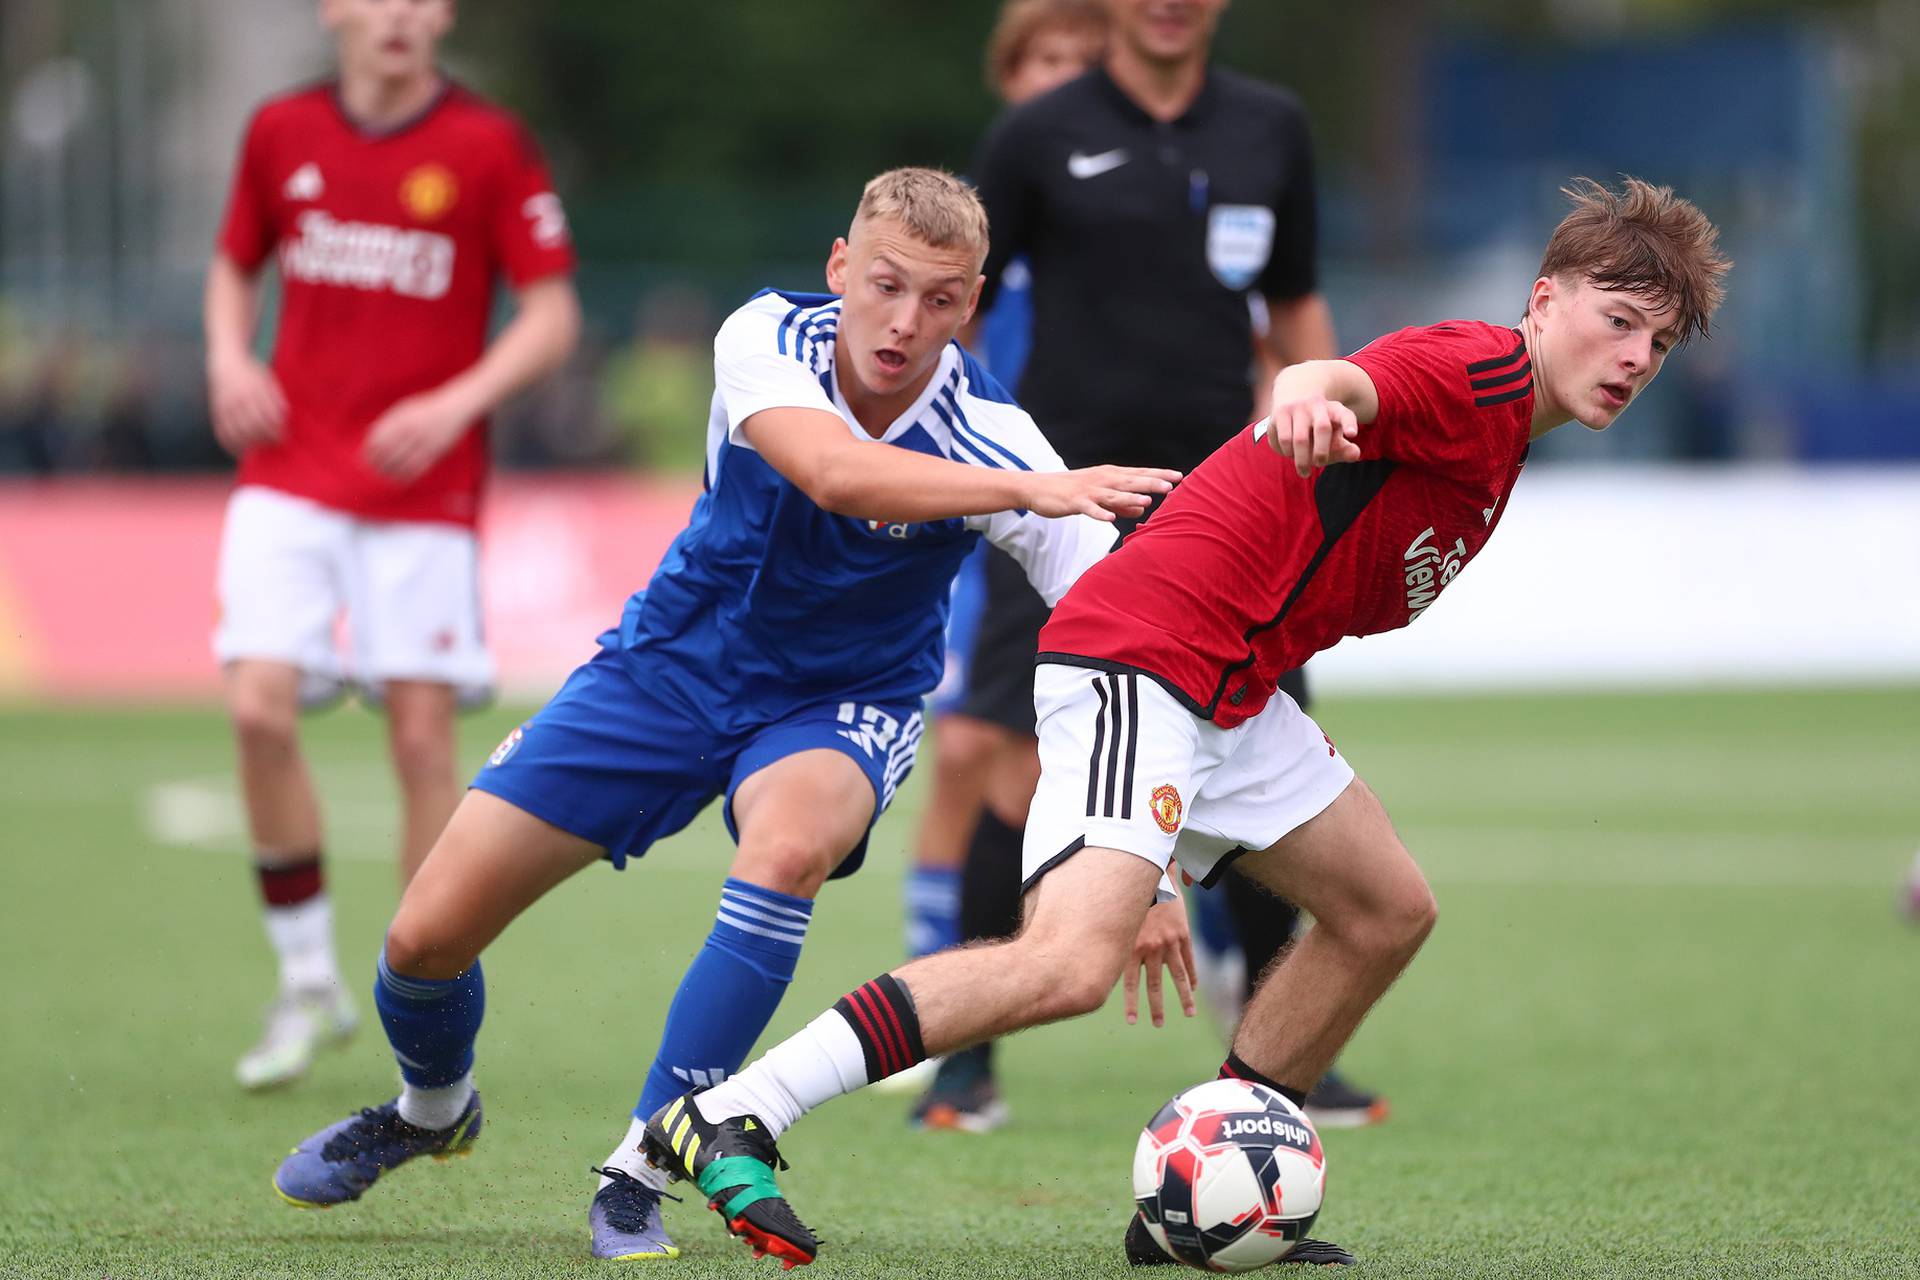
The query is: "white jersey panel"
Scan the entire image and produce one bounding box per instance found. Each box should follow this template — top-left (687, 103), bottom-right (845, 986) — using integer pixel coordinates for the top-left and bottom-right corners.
top-left (711, 293), bottom-right (841, 453)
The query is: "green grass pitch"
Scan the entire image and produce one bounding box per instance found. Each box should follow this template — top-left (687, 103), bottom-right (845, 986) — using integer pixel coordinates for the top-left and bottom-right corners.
top-left (2, 687), bottom-right (1916, 1278)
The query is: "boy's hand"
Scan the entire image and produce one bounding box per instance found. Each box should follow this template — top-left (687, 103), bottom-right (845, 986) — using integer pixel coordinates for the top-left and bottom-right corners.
top-left (1025, 465), bottom-right (1182, 521)
top-left (363, 386), bottom-right (476, 482)
top-left (1124, 898), bottom-right (1198, 1027)
top-left (1267, 393), bottom-right (1362, 477)
top-left (208, 353), bottom-right (287, 456)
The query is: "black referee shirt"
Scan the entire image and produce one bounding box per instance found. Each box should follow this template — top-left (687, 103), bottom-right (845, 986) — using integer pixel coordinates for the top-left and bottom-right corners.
top-left (972, 66), bottom-right (1319, 474)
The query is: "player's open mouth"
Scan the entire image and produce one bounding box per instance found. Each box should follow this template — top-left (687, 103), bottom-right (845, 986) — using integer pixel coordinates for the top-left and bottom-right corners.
top-left (874, 348), bottom-right (908, 374)
top-left (1598, 382), bottom-right (1630, 410)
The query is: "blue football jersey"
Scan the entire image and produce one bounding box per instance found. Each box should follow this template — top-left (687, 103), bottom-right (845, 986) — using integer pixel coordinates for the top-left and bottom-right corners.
top-left (609, 288), bottom-right (1114, 729)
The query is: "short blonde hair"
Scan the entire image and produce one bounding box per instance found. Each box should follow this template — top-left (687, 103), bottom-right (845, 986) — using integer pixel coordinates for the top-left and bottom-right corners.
top-left (1539, 176), bottom-right (1731, 347)
top-left (852, 168), bottom-right (991, 268)
top-left (985, 0), bottom-right (1108, 93)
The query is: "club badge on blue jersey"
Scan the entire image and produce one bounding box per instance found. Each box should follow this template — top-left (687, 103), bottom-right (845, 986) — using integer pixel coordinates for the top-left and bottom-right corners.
top-left (487, 724), bottom-right (526, 768)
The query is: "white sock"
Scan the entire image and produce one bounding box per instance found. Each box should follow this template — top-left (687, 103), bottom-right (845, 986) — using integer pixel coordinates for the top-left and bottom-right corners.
top-left (397, 1071), bottom-right (474, 1130)
top-left (694, 1009), bottom-right (868, 1139)
top-left (598, 1115), bottom-right (669, 1190)
top-left (264, 896), bottom-right (341, 994)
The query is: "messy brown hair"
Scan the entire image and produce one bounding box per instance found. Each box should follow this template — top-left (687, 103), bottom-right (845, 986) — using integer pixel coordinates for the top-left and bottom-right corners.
top-left (1538, 176), bottom-right (1731, 347)
top-left (985, 0), bottom-right (1108, 94)
top-left (853, 168), bottom-right (992, 268)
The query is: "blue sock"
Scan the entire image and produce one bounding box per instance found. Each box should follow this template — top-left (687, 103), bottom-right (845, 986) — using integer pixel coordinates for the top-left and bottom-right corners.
top-left (905, 864), bottom-right (963, 957)
top-left (633, 877), bottom-right (813, 1121)
top-left (375, 949), bottom-right (486, 1088)
top-left (1190, 883), bottom-right (1239, 961)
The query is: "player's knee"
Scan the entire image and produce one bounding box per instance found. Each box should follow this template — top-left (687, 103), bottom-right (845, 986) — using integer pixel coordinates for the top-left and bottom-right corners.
top-left (388, 720), bottom-right (455, 790)
top-left (1351, 869), bottom-right (1437, 967)
top-left (228, 691), bottom-right (299, 759)
top-left (1050, 967), bottom-right (1121, 1020)
top-left (382, 912), bottom-right (473, 982)
top-left (933, 722), bottom-right (996, 777)
top-left (1013, 927), bottom-right (1127, 1020)
top-left (731, 838), bottom-right (835, 899)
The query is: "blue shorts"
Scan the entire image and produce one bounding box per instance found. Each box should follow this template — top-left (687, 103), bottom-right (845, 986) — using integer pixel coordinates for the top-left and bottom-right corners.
top-left (472, 647), bottom-right (924, 877)
top-left (928, 542), bottom-right (989, 718)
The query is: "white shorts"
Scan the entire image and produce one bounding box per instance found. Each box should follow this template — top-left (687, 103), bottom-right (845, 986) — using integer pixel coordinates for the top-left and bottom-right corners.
top-left (213, 485), bottom-right (494, 709)
top-left (1023, 662), bottom-right (1355, 892)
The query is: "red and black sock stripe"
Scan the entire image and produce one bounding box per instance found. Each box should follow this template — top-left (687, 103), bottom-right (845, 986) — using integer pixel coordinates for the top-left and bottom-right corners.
top-left (1219, 1052), bottom-right (1307, 1109)
top-left (833, 974), bottom-right (926, 1083)
top-left (255, 853), bottom-right (324, 908)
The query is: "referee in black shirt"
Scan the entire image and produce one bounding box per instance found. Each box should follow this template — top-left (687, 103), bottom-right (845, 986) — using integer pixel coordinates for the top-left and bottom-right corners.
top-left (928, 8), bottom-right (1377, 1263)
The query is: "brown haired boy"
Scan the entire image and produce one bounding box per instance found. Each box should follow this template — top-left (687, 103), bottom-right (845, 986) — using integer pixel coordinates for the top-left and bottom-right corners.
top-left (642, 176), bottom-right (1732, 1270)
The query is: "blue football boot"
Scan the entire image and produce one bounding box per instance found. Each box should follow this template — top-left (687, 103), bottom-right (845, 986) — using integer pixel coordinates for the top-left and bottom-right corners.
top-left (588, 1165), bottom-right (681, 1261)
top-left (274, 1093), bottom-right (482, 1207)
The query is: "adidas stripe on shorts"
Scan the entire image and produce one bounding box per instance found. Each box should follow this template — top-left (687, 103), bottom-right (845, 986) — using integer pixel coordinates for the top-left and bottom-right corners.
top-left (1021, 662), bottom-right (1354, 893)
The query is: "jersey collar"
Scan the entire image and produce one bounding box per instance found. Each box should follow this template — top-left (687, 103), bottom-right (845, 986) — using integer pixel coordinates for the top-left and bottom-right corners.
top-left (826, 343), bottom-right (961, 446)
top-left (1093, 64), bottom-right (1220, 129)
top-left (327, 75), bottom-right (455, 140)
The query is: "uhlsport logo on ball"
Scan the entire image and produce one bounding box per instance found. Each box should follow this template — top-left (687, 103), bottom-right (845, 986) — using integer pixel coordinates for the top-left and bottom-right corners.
top-left (1132, 1078), bottom-right (1326, 1272)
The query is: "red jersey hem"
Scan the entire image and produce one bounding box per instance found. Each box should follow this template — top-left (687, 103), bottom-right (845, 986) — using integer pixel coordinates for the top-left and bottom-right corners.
top-left (234, 474), bottom-right (481, 528)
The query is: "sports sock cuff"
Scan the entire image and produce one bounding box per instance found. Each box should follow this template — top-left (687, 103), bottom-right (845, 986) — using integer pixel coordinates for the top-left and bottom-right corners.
top-left (377, 951), bottom-right (473, 1004)
top-left (713, 877), bottom-right (814, 957)
top-left (832, 973), bottom-right (926, 1082)
top-left (1219, 1053), bottom-right (1306, 1109)
top-left (255, 854), bottom-right (324, 907)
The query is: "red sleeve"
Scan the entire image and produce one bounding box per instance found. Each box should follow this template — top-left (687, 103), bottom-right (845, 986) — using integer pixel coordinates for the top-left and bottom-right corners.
top-left (1345, 323), bottom-right (1526, 478)
top-left (489, 123), bottom-right (576, 287)
top-left (215, 110), bottom-right (275, 270)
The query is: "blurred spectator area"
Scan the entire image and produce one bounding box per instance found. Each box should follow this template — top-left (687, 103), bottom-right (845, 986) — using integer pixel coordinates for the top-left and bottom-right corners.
top-left (2, 0), bottom-right (1915, 476)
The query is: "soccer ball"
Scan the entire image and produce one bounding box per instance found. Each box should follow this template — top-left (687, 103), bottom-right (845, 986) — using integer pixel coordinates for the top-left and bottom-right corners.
top-left (1131, 1078), bottom-right (1326, 1271)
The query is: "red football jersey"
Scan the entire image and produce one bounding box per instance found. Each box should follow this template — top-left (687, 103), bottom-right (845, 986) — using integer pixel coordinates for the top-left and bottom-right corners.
top-left (1038, 321), bottom-right (1534, 728)
top-left (217, 81), bottom-right (575, 526)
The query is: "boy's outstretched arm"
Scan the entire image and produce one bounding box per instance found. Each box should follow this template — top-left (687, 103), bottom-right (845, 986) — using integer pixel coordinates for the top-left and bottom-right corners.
top-left (1264, 358), bottom-right (1381, 477)
top-left (741, 408), bottom-right (1179, 524)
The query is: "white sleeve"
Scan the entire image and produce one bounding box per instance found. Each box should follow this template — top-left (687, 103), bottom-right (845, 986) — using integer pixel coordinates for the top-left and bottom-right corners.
top-left (957, 401), bottom-right (1119, 606)
top-left (953, 409), bottom-right (1112, 605)
top-left (970, 505), bottom-right (1118, 608)
top-left (712, 301), bottom-right (839, 450)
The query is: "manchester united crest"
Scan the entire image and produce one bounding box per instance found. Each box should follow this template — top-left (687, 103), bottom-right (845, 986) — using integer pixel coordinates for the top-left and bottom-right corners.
top-left (400, 163), bottom-right (459, 221)
top-left (1150, 783), bottom-right (1183, 834)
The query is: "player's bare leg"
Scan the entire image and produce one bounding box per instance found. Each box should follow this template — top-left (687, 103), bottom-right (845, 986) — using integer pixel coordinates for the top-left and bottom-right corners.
top-left (1228, 777), bottom-right (1437, 1094)
top-left (227, 660), bottom-right (324, 857)
top-left (275, 790), bottom-right (603, 1207)
top-left (385, 789), bottom-right (605, 980)
top-left (729, 749), bottom-right (877, 898)
top-left (226, 658), bottom-right (352, 1088)
top-left (383, 679), bottom-right (461, 887)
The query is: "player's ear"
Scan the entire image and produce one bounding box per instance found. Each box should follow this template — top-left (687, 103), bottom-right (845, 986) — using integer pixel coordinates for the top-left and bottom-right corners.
top-left (1527, 276), bottom-right (1556, 326)
top-left (825, 238), bottom-right (852, 295)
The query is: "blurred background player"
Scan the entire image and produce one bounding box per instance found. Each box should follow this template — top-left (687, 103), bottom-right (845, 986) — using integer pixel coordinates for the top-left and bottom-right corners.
top-left (895, 0), bottom-right (1109, 1106)
top-left (912, 0), bottom-right (1385, 1133)
top-left (206, 0), bottom-right (580, 1090)
top-left (265, 170), bottom-right (1181, 1263)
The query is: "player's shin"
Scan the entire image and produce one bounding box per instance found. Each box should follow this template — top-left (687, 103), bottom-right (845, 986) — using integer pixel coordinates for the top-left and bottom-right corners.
top-left (692, 974), bottom-right (923, 1137)
top-left (373, 949), bottom-right (484, 1128)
